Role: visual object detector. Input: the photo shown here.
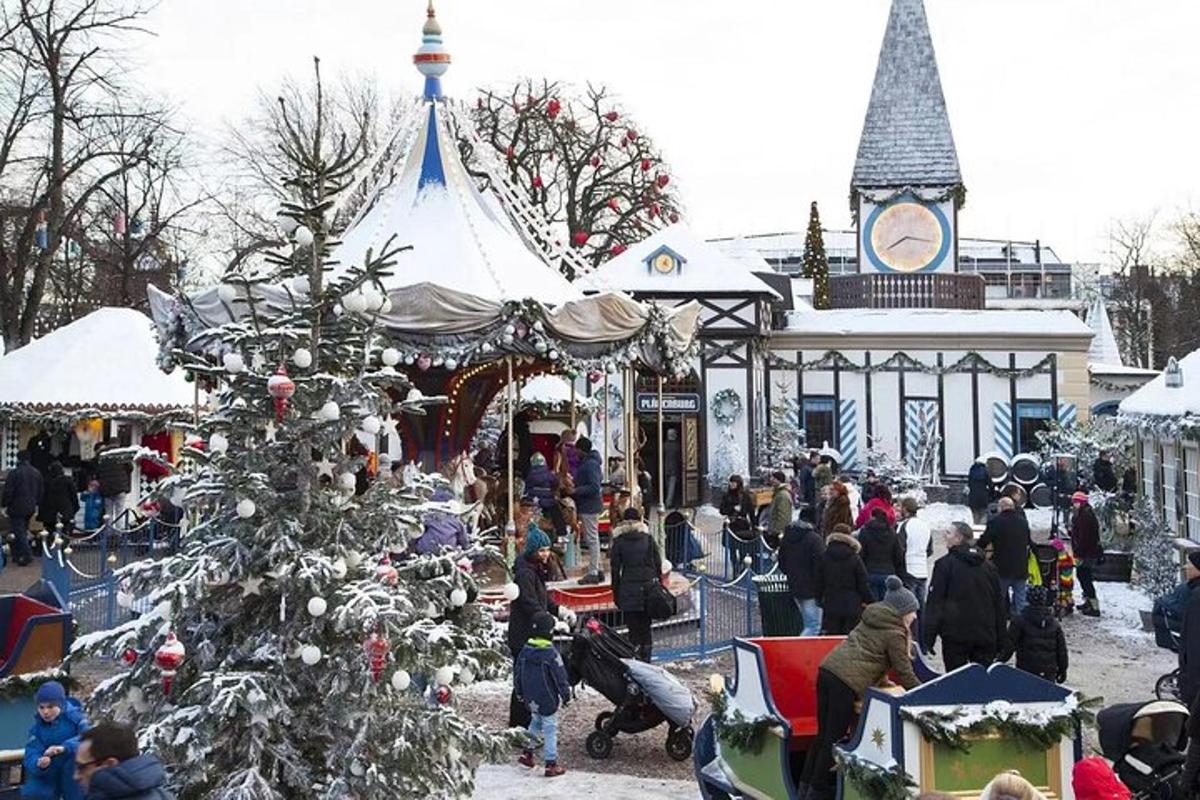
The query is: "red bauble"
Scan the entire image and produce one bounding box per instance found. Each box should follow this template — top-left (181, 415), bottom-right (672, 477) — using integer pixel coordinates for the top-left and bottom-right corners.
top-left (656, 174), bottom-right (670, 189)
top-left (650, 203), bottom-right (661, 218)
top-left (363, 630), bottom-right (389, 683)
top-left (611, 244), bottom-right (627, 257)
top-left (572, 231), bottom-right (589, 246)
top-left (641, 159), bottom-right (652, 172)
top-left (154, 632), bottom-right (186, 694)
top-left (604, 111), bottom-right (619, 122)
top-left (627, 128), bottom-right (639, 141)
top-left (267, 365), bottom-right (296, 423)
top-left (437, 685), bottom-right (452, 704)
top-left (532, 175), bottom-right (543, 189)
top-left (669, 212), bottom-right (680, 223)
top-left (121, 648), bottom-right (138, 666)
top-left (590, 156), bottom-right (601, 168)
top-left (376, 554), bottom-right (399, 585)
top-left (607, 198), bottom-right (620, 212)
top-left (546, 99), bottom-right (561, 119)
top-left (587, 370), bottom-right (603, 384)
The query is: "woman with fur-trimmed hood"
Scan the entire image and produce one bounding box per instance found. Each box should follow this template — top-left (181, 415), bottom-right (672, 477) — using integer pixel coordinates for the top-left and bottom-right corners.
top-left (817, 524), bottom-right (874, 635)
top-left (609, 508), bottom-right (664, 661)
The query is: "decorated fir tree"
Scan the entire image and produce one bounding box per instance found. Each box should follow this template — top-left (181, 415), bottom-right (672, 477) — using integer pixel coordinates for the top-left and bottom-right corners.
top-left (756, 396), bottom-right (804, 475)
top-left (71, 70), bottom-right (513, 799)
top-left (801, 201), bottom-right (830, 310)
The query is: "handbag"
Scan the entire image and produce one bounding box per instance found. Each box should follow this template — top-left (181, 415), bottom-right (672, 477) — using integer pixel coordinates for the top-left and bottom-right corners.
top-left (644, 579), bottom-right (677, 620)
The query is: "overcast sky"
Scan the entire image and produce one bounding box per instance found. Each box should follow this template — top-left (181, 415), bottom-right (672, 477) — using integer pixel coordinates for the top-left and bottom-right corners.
top-left (138, 0), bottom-right (1200, 265)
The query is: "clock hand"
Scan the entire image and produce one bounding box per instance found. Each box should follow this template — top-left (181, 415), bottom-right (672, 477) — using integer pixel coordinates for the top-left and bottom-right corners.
top-left (887, 235), bottom-right (911, 250)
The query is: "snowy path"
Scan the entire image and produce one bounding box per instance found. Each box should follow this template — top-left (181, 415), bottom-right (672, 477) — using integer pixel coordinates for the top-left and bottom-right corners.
top-left (472, 764), bottom-right (700, 799)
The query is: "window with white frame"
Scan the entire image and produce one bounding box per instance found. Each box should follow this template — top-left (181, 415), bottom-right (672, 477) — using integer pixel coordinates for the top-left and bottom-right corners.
top-left (1185, 445), bottom-right (1200, 543)
top-left (1162, 442), bottom-right (1179, 533)
top-left (1142, 437), bottom-right (1159, 507)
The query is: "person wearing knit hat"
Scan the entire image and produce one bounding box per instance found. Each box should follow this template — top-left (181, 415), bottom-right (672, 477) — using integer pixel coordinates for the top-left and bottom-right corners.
top-left (514, 610), bottom-right (571, 777)
top-left (1072, 756), bottom-right (1131, 799)
top-left (1070, 483), bottom-right (1103, 617)
top-left (507, 510), bottom-right (565, 730)
top-left (24, 679), bottom-right (91, 800)
top-left (998, 582), bottom-right (1069, 684)
top-left (802, 580), bottom-right (921, 800)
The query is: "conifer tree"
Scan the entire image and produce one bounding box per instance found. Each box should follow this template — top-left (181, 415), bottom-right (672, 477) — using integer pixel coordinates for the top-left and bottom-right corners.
top-left (802, 201), bottom-right (830, 310)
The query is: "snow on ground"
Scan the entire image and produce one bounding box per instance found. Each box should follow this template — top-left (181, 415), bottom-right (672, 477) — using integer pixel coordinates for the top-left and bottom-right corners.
top-left (918, 502), bottom-right (1054, 537)
top-left (1092, 580), bottom-right (1154, 639)
top-left (472, 765), bottom-right (699, 799)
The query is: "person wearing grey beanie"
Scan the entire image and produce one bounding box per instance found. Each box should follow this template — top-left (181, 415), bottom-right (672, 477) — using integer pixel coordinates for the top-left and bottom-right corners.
top-left (882, 575), bottom-right (920, 617)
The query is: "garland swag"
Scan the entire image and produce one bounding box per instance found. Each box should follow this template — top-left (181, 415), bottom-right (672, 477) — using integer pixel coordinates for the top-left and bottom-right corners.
top-left (833, 750), bottom-right (916, 800)
top-left (900, 695), bottom-right (1100, 754)
top-left (707, 690), bottom-right (778, 755)
top-left (0, 669), bottom-right (79, 702)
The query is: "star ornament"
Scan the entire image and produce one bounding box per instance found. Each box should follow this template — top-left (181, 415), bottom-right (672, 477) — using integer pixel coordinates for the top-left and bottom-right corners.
top-left (239, 576), bottom-right (265, 597)
top-left (381, 417), bottom-right (399, 437)
top-left (314, 458), bottom-right (335, 479)
top-left (870, 727), bottom-right (886, 749)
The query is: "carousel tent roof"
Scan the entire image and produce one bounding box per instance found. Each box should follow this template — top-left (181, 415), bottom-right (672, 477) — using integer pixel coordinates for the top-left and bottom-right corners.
top-left (0, 307), bottom-right (194, 415)
top-left (1119, 349), bottom-right (1200, 418)
top-left (580, 224), bottom-right (781, 298)
top-left (1086, 298), bottom-right (1125, 367)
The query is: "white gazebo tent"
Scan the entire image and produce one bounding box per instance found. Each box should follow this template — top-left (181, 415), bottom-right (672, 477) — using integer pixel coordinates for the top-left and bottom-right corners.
top-left (0, 307), bottom-right (197, 503)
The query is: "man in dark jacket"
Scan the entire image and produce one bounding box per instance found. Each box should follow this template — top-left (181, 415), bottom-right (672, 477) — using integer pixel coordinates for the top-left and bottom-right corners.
top-left (797, 451), bottom-right (819, 522)
top-left (978, 497), bottom-right (1033, 614)
top-left (508, 525), bottom-right (567, 727)
top-left (2, 450), bottom-right (43, 566)
top-left (95, 441), bottom-right (132, 523)
top-left (817, 529), bottom-right (874, 634)
top-left (967, 460), bottom-right (992, 525)
top-left (74, 722), bottom-right (173, 799)
top-left (924, 522), bottom-right (1007, 671)
top-left (1178, 552), bottom-right (1200, 707)
top-left (38, 460), bottom-right (79, 537)
top-left (1070, 491), bottom-right (1103, 617)
top-left (572, 438), bottom-right (605, 584)
top-left (778, 520), bottom-right (824, 635)
top-left (609, 508), bottom-right (663, 660)
top-left (998, 585), bottom-right (1068, 683)
top-left (859, 508), bottom-right (906, 602)
top-left (1092, 451), bottom-right (1118, 493)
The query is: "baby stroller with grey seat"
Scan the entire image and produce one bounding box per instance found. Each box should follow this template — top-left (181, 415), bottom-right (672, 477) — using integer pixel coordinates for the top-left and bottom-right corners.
top-left (1097, 699), bottom-right (1189, 799)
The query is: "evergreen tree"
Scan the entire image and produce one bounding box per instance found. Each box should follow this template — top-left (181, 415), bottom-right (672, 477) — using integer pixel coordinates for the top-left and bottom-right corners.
top-left (72, 67), bottom-right (513, 799)
top-left (801, 201), bottom-right (830, 310)
top-left (756, 398), bottom-right (804, 475)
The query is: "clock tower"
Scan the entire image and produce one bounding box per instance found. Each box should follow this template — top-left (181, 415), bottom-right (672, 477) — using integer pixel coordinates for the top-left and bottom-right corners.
top-left (852, 0), bottom-right (963, 275)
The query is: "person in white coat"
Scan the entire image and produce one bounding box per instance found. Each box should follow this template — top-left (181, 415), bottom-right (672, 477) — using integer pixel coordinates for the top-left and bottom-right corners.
top-left (897, 496), bottom-right (933, 651)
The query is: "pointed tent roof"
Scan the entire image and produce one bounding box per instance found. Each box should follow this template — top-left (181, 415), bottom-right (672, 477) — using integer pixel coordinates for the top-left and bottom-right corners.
top-left (0, 308), bottom-right (194, 416)
top-left (1086, 298), bottom-right (1124, 367)
top-left (851, 0), bottom-right (962, 191)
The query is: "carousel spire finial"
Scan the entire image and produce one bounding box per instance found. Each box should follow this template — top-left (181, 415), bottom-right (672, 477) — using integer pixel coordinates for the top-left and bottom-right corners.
top-left (413, 0), bottom-right (451, 100)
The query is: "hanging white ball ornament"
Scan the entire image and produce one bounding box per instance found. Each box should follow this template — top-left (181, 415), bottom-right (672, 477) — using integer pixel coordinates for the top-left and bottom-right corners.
top-left (502, 582), bottom-right (520, 601)
top-left (331, 557), bottom-right (348, 579)
top-left (338, 472), bottom-right (357, 491)
top-left (293, 225), bottom-right (314, 248)
top-left (444, 358), bottom-right (458, 371)
top-left (361, 415), bottom-right (382, 435)
top-left (381, 348), bottom-right (400, 366)
top-left (306, 597), bottom-right (328, 617)
top-left (292, 347), bottom-right (313, 369)
top-left (277, 212), bottom-right (300, 236)
top-left (424, 602), bottom-right (439, 618)
top-left (342, 292), bottom-right (367, 313)
top-left (319, 401), bottom-right (340, 421)
top-left (350, 760), bottom-right (365, 777)
top-left (289, 274), bottom-right (310, 295)
top-left (217, 283), bottom-right (238, 304)
top-left (434, 666), bottom-right (455, 687)
top-left (300, 645), bottom-right (322, 665)
top-left (209, 432), bottom-right (229, 454)
top-left (236, 499), bottom-right (256, 519)
top-left (391, 669), bottom-right (412, 691)
top-left (362, 287), bottom-right (383, 311)
top-left (223, 352), bottom-right (245, 374)
top-left (458, 666), bottom-right (476, 686)
top-left (449, 588), bottom-right (468, 607)
top-left (116, 590), bottom-right (133, 609)
top-left (345, 550), bottom-right (364, 569)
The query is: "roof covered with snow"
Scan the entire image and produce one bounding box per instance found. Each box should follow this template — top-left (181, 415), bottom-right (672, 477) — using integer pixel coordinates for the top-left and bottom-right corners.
top-left (580, 224), bottom-right (779, 298)
top-left (0, 308), bottom-right (194, 415)
top-left (1119, 349), bottom-right (1200, 418)
top-left (852, 0), bottom-right (962, 191)
top-left (781, 308), bottom-right (1093, 339)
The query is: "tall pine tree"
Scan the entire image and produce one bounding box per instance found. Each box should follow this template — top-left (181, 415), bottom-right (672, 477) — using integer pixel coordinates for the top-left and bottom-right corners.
top-left (802, 201), bottom-right (830, 310)
top-left (72, 64), bottom-right (514, 799)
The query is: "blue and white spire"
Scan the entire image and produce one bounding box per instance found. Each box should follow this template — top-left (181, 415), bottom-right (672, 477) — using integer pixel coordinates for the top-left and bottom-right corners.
top-left (413, 0), bottom-right (451, 100)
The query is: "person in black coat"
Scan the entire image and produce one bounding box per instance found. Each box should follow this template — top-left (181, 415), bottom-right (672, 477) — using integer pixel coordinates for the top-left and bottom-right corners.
top-left (924, 522), bottom-right (1007, 671)
top-left (817, 530), bottom-right (874, 635)
top-left (978, 497), bottom-right (1033, 614)
top-left (967, 460), bottom-right (992, 524)
top-left (609, 508), bottom-right (663, 661)
top-left (859, 509), bottom-right (906, 602)
top-left (719, 475), bottom-right (755, 537)
top-left (1070, 492), bottom-right (1103, 617)
top-left (507, 521), bottom-right (568, 727)
top-left (778, 520), bottom-right (825, 635)
top-left (37, 461), bottom-right (79, 537)
top-left (1092, 451), bottom-right (1118, 493)
top-left (1178, 552), bottom-right (1200, 708)
top-left (998, 585), bottom-right (1068, 683)
top-left (2, 450), bottom-right (43, 566)
top-left (95, 440), bottom-right (132, 521)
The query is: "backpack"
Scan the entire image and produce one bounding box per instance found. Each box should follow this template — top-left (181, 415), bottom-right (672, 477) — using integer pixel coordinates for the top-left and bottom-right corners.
top-left (644, 580), bottom-right (677, 620)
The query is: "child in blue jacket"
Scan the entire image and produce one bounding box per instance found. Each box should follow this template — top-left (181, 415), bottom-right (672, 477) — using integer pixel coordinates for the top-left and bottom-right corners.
top-left (514, 611), bottom-right (570, 777)
top-left (81, 479), bottom-right (103, 531)
top-left (23, 681), bottom-right (90, 800)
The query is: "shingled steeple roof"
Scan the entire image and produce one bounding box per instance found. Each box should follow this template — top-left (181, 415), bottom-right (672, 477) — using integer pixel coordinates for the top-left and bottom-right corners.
top-left (851, 0), bottom-right (962, 192)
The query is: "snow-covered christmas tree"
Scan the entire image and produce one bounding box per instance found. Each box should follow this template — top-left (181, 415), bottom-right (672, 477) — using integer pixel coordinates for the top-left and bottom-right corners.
top-left (709, 425), bottom-right (748, 488)
top-left (72, 60), bottom-right (514, 799)
top-left (756, 395), bottom-right (803, 475)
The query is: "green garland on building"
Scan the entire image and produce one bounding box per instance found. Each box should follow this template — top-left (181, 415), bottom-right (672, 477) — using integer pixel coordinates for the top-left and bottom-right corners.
top-left (707, 690), bottom-right (779, 755)
top-left (900, 695), bottom-right (1099, 754)
top-left (833, 750), bottom-right (916, 800)
top-left (0, 669), bottom-right (79, 702)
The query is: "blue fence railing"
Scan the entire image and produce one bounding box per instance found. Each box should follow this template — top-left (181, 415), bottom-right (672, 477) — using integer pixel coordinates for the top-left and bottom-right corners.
top-left (41, 510), bottom-right (182, 634)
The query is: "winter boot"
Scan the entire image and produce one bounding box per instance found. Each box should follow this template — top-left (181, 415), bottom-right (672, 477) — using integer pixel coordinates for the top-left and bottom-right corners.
top-left (544, 762), bottom-right (566, 778)
top-left (518, 750), bottom-right (535, 768)
top-left (1080, 597), bottom-right (1100, 617)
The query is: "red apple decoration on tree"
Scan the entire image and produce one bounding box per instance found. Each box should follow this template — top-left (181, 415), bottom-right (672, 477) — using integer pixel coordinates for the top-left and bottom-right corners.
top-left (572, 230), bottom-right (589, 246)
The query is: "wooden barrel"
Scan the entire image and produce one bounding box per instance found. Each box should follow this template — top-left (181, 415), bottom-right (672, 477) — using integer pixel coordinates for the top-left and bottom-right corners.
top-left (1028, 483), bottom-right (1053, 509)
top-left (1011, 453), bottom-right (1041, 484)
top-left (982, 451), bottom-right (1010, 483)
top-left (1001, 482), bottom-right (1028, 507)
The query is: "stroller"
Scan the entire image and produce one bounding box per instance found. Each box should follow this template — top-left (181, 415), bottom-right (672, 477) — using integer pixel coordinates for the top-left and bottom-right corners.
top-left (567, 617), bottom-right (696, 762)
top-left (1097, 700), bottom-right (1189, 799)
top-left (1032, 541), bottom-right (1066, 618)
top-left (1152, 587), bottom-right (1188, 701)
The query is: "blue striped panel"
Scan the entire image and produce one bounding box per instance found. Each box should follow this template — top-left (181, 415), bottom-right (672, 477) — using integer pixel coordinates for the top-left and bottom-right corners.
top-left (839, 399), bottom-right (858, 471)
top-left (1057, 402), bottom-right (1077, 428)
top-left (993, 402), bottom-right (1013, 460)
top-left (905, 400), bottom-right (939, 471)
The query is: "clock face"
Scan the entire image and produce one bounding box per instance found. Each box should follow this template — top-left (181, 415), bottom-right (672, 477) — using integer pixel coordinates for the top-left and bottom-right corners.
top-left (653, 252), bottom-right (677, 274)
top-left (864, 200), bottom-right (949, 273)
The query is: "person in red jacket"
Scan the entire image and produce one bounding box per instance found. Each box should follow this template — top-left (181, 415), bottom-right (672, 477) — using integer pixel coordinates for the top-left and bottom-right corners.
top-left (1070, 491), bottom-right (1103, 617)
top-left (855, 483), bottom-right (896, 529)
top-left (1072, 756), bottom-right (1131, 799)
